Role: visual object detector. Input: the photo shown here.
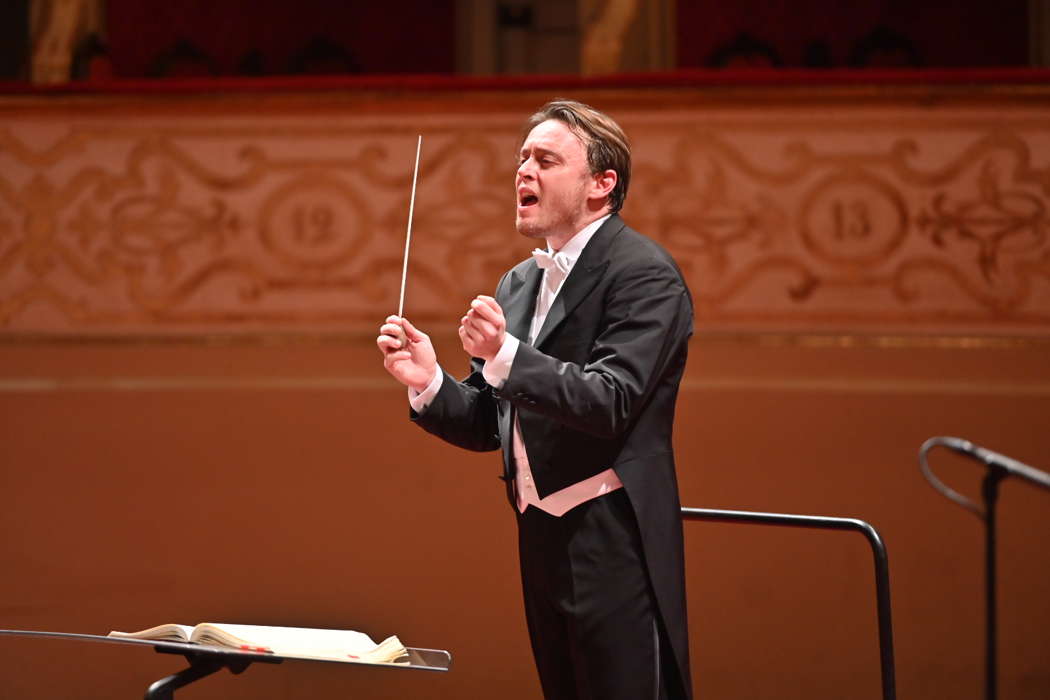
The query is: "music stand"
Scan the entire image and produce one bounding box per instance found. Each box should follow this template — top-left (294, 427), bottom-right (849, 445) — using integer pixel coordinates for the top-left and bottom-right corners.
top-left (0, 629), bottom-right (451, 700)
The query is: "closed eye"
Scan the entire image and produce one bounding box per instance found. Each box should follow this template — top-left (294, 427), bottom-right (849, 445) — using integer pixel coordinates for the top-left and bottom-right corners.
top-left (518, 149), bottom-right (560, 168)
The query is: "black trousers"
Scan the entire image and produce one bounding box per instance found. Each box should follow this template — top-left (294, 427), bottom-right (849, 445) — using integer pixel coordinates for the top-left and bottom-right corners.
top-left (517, 489), bottom-right (678, 700)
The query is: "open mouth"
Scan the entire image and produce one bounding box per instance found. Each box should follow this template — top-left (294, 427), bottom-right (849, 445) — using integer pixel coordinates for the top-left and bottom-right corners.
top-left (519, 193), bottom-right (538, 207)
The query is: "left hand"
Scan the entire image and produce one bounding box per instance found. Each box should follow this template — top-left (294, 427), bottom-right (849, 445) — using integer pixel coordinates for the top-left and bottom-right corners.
top-left (459, 295), bottom-right (506, 362)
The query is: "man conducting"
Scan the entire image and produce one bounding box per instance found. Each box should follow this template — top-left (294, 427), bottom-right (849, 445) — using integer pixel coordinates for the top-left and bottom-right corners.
top-left (377, 99), bottom-right (694, 700)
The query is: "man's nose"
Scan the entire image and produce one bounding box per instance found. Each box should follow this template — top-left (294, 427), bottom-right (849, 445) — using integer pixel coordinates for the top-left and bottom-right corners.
top-left (517, 157), bottom-right (535, 179)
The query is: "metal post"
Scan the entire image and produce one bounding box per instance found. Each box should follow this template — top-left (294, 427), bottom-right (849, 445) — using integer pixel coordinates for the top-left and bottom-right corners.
top-left (145, 656), bottom-right (225, 700)
top-left (982, 467), bottom-right (1005, 700)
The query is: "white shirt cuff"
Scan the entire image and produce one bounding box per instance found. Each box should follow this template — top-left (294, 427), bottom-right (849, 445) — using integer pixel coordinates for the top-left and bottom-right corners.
top-left (408, 365), bottom-right (443, 413)
top-left (482, 333), bottom-right (520, 389)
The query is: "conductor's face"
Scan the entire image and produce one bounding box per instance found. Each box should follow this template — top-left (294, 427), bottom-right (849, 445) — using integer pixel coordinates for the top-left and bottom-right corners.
top-left (515, 119), bottom-right (598, 244)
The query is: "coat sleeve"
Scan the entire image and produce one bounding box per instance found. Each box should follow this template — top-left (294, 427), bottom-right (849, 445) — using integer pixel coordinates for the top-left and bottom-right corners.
top-left (500, 256), bottom-right (693, 439)
top-left (409, 270), bottom-right (516, 453)
top-left (410, 361), bottom-right (502, 452)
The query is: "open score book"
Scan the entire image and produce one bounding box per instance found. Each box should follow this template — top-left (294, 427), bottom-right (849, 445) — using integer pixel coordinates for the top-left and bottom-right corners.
top-left (108, 623), bottom-right (408, 663)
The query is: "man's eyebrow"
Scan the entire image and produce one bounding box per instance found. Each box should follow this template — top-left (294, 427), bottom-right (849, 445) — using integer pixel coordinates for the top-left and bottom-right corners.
top-left (521, 145), bottom-right (560, 159)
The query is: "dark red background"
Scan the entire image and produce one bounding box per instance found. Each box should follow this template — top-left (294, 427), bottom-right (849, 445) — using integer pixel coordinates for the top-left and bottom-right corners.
top-left (100, 0), bottom-right (1029, 79)
top-left (105, 0), bottom-right (457, 76)
top-left (675, 0), bottom-right (1029, 68)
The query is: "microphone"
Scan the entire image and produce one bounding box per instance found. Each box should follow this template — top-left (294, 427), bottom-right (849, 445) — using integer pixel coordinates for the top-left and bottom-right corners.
top-left (934, 436), bottom-right (1050, 491)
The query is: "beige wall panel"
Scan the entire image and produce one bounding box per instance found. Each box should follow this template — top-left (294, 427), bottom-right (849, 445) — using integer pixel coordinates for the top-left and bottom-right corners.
top-left (1, 88), bottom-right (1048, 337)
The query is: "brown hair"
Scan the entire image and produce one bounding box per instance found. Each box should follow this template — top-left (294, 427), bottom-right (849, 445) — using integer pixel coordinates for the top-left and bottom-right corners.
top-left (522, 99), bottom-right (631, 214)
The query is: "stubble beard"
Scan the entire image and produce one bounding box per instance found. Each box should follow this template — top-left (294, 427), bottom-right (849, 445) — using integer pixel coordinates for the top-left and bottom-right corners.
top-left (515, 215), bottom-right (546, 240)
top-left (515, 179), bottom-right (590, 242)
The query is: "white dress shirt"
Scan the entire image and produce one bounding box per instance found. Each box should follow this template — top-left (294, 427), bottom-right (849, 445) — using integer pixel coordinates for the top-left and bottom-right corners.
top-left (410, 215), bottom-right (622, 516)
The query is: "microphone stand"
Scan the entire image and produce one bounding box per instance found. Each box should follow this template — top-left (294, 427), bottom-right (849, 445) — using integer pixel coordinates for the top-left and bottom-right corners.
top-left (919, 437), bottom-right (1050, 700)
top-left (980, 464), bottom-right (1005, 700)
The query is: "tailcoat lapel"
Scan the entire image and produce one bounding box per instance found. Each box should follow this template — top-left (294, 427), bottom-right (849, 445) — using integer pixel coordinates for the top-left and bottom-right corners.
top-left (503, 263), bottom-right (543, 342)
top-left (532, 216), bottom-right (622, 349)
top-left (497, 261), bottom-right (542, 485)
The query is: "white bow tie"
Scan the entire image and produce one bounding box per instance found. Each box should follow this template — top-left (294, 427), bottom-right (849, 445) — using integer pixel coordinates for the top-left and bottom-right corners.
top-left (532, 248), bottom-right (571, 276)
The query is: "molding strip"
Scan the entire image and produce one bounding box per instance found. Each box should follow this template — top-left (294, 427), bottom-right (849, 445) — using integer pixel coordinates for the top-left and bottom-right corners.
top-left (1, 374), bottom-right (1047, 396)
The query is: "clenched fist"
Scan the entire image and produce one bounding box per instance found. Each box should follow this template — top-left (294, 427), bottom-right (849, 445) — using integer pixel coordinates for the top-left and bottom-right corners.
top-left (458, 295), bottom-right (506, 362)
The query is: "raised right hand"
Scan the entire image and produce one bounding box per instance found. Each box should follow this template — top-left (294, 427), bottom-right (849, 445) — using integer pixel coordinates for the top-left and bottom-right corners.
top-left (377, 315), bottom-right (437, 392)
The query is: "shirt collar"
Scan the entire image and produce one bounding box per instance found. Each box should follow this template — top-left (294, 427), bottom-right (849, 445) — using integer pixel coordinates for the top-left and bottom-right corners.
top-left (547, 214), bottom-right (610, 271)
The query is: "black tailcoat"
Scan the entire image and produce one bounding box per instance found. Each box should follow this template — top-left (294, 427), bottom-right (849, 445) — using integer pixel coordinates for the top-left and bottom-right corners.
top-left (413, 215), bottom-right (694, 698)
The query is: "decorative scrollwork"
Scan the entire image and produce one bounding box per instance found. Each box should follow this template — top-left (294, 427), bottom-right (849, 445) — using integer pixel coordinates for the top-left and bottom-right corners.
top-left (630, 126), bottom-right (1049, 328)
top-left (917, 162), bottom-right (1047, 284)
top-left (0, 104), bottom-right (1048, 335)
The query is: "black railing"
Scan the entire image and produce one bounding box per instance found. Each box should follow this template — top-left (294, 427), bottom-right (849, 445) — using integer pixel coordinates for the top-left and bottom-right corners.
top-left (681, 507), bottom-right (896, 700)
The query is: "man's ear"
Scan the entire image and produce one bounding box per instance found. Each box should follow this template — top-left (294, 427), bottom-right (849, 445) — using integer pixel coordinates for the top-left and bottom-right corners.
top-left (589, 169), bottom-right (617, 201)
